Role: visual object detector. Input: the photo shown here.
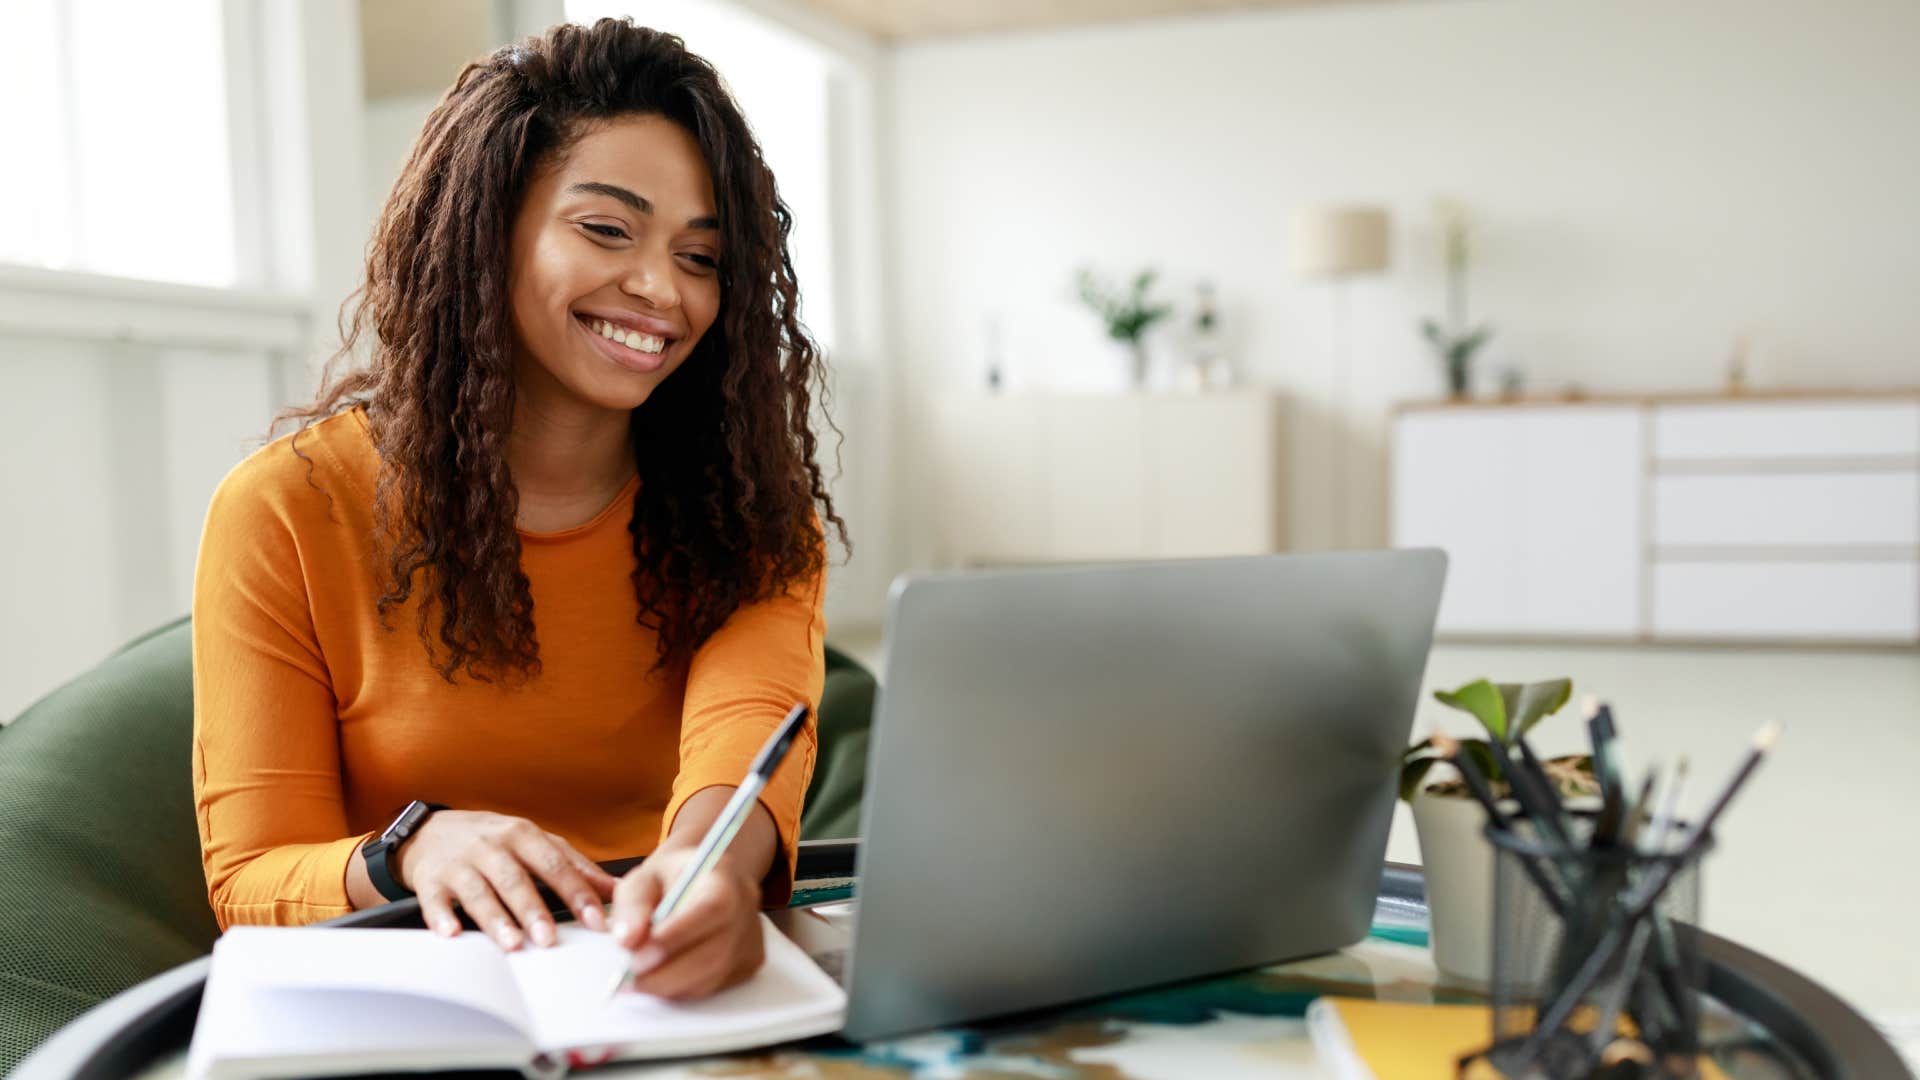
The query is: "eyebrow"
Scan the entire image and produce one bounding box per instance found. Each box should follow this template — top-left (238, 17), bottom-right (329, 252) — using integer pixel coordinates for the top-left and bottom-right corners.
top-left (568, 181), bottom-right (720, 230)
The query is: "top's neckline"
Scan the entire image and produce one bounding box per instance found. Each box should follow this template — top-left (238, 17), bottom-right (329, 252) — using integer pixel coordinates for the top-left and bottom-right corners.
top-left (517, 471), bottom-right (640, 542)
top-left (351, 406), bottom-right (638, 543)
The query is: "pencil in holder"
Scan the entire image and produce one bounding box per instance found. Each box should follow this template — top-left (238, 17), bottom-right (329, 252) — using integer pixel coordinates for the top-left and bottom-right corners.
top-left (1474, 821), bottom-right (1710, 1079)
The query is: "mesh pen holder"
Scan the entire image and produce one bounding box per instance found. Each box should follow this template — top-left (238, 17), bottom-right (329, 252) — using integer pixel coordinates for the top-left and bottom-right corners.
top-left (1472, 819), bottom-right (1710, 1079)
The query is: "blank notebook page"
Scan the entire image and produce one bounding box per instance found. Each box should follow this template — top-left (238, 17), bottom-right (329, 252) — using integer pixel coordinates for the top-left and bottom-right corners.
top-left (505, 915), bottom-right (847, 1054)
top-left (189, 927), bottom-right (534, 1072)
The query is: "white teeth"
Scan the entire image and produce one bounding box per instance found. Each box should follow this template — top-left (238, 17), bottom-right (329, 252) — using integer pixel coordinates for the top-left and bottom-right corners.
top-left (586, 316), bottom-right (665, 354)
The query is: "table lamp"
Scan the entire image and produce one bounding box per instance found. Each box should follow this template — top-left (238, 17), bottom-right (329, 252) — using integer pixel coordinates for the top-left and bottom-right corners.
top-left (1289, 204), bottom-right (1391, 550)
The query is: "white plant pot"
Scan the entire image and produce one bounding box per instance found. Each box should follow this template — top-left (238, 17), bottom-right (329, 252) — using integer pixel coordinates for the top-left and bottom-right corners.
top-left (1410, 789), bottom-right (1498, 986)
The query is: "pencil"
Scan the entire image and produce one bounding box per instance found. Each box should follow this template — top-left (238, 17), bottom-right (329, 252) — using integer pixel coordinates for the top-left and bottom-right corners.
top-left (1432, 735), bottom-right (1569, 911)
top-left (1522, 722), bottom-right (1780, 1052)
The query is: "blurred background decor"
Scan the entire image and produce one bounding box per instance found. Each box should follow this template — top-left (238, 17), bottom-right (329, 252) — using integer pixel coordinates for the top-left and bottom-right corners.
top-left (1421, 197), bottom-right (1492, 400)
top-left (1288, 203), bottom-right (1391, 548)
top-left (1074, 265), bottom-right (1173, 389)
top-left (1176, 279), bottom-right (1231, 393)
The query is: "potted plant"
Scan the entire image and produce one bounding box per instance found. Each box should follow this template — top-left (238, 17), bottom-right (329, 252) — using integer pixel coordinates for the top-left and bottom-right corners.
top-left (1419, 199), bottom-right (1494, 399)
top-left (1399, 677), bottom-right (1597, 985)
top-left (1075, 266), bottom-right (1172, 389)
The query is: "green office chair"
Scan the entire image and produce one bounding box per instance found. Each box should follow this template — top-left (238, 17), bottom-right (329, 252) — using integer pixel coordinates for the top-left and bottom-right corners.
top-left (804, 644), bottom-right (877, 841)
top-left (0, 615), bottom-right (876, 1073)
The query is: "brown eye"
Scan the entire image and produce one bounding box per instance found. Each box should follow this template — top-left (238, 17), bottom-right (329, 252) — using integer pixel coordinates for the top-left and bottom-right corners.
top-left (581, 222), bottom-right (628, 240)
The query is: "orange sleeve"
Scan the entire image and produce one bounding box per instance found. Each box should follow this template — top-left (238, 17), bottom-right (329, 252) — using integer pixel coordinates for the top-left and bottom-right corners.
top-left (663, 557), bottom-right (826, 908)
top-left (191, 462), bottom-right (374, 930)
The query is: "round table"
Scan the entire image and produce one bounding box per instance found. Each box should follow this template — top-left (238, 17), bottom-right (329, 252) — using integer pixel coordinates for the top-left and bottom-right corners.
top-left (16, 859), bottom-right (1910, 1079)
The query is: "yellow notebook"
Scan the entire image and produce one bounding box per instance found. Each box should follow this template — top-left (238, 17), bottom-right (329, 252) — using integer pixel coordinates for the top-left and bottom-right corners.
top-left (1305, 998), bottom-right (1730, 1080)
top-left (1306, 998), bottom-right (1501, 1080)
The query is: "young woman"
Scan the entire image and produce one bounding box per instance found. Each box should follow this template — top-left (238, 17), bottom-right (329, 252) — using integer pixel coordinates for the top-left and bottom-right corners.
top-left (191, 19), bottom-right (845, 1001)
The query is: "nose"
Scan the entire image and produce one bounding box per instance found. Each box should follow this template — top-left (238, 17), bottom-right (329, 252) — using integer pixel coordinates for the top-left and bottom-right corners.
top-left (619, 245), bottom-right (680, 311)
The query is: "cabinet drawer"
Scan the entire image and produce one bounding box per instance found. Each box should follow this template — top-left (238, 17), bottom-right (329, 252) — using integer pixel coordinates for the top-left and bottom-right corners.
top-left (1651, 561), bottom-right (1920, 641)
top-left (1653, 401), bottom-right (1920, 461)
top-left (1653, 472), bottom-right (1919, 547)
top-left (1393, 406), bottom-right (1642, 636)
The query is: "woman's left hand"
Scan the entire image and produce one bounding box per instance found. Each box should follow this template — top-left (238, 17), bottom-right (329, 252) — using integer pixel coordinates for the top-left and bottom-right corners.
top-left (606, 841), bottom-right (765, 1000)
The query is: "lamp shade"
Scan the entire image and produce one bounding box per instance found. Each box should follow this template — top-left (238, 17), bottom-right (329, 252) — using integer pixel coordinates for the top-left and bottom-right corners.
top-left (1288, 205), bottom-right (1391, 277)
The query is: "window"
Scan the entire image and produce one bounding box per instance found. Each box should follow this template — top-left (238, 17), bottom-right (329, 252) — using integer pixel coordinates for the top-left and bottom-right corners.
top-left (0, 0), bottom-right (239, 288)
top-left (564, 0), bottom-right (837, 351)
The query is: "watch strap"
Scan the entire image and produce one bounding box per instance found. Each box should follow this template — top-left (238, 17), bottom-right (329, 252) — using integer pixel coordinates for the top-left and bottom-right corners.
top-left (362, 800), bottom-right (448, 902)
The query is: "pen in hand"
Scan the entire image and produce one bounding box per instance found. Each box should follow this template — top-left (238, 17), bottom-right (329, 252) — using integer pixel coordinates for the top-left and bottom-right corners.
top-left (603, 702), bottom-right (811, 1001)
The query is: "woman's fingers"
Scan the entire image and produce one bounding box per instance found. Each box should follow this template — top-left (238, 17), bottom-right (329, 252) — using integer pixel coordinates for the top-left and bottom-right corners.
top-left (625, 909), bottom-right (764, 1000)
top-left (549, 834), bottom-right (614, 907)
top-left (609, 865), bottom-right (665, 950)
top-left (478, 844), bottom-right (558, 948)
top-left (400, 812), bottom-right (623, 943)
top-left (616, 864), bottom-right (762, 999)
top-left (416, 884), bottom-right (464, 938)
top-left (449, 866), bottom-right (523, 951)
top-left (502, 826), bottom-right (608, 935)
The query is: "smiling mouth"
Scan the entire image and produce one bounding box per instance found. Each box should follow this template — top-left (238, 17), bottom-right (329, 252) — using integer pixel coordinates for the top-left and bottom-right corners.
top-left (577, 314), bottom-right (671, 356)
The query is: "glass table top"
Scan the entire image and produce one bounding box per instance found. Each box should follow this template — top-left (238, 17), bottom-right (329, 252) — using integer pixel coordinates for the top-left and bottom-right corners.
top-left (123, 890), bottom-right (1817, 1080)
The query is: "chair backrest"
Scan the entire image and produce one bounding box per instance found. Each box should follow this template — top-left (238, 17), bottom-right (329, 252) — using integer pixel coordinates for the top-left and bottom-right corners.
top-left (800, 645), bottom-right (877, 841)
top-left (0, 614), bottom-right (217, 1073)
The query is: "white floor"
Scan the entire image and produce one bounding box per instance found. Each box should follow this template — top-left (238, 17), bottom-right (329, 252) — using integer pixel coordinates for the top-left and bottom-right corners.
top-left (831, 628), bottom-right (1920, 1054)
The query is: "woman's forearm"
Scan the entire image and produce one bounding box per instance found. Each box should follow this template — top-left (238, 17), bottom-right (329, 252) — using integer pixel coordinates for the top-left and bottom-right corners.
top-left (344, 846), bottom-right (384, 910)
top-left (661, 786), bottom-right (780, 889)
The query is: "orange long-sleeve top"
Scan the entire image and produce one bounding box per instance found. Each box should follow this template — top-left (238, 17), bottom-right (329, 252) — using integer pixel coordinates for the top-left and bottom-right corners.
top-left (190, 405), bottom-right (823, 931)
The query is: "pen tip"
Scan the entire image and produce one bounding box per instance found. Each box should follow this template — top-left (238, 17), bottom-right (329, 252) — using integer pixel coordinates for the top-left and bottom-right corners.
top-left (1580, 694), bottom-right (1601, 720)
top-left (1754, 721), bottom-right (1782, 752)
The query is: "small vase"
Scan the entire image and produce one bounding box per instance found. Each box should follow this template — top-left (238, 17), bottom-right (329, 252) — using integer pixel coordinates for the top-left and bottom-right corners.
top-left (1125, 340), bottom-right (1149, 389)
top-left (1445, 354), bottom-right (1472, 400)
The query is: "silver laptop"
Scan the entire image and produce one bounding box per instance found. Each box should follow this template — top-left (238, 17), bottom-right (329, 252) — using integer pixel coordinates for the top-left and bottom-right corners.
top-left (827, 549), bottom-right (1447, 1041)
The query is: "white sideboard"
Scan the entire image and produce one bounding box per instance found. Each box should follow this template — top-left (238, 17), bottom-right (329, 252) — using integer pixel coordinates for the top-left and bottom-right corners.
top-left (1390, 394), bottom-right (1920, 645)
top-left (930, 392), bottom-right (1286, 565)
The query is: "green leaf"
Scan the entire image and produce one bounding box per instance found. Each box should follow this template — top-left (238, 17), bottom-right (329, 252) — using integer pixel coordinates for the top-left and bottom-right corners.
top-left (1399, 755), bottom-right (1441, 801)
top-left (1420, 319), bottom-right (1444, 345)
top-left (1457, 738), bottom-right (1503, 787)
top-left (1498, 678), bottom-right (1574, 739)
top-left (1458, 326), bottom-right (1493, 360)
top-left (1434, 679), bottom-right (1510, 743)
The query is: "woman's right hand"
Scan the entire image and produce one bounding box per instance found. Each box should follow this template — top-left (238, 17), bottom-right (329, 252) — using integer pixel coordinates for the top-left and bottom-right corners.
top-left (392, 810), bottom-right (619, 950)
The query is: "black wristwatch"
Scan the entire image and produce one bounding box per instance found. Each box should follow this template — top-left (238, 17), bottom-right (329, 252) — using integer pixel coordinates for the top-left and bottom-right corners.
top-left (361, 800), bottom-right (448, 901)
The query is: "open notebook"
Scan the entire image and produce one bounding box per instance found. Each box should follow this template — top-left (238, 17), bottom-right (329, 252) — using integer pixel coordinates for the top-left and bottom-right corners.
top-left (186, 915), bottom-right (847, 1079)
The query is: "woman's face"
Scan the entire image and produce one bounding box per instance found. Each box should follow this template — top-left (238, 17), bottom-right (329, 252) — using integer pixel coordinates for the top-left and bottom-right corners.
top-left (506, 113), bottom-right (723, 412)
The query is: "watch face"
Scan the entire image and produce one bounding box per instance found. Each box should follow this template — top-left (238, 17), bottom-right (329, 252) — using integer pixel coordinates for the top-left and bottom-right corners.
top-left (383, 803), bottom-right (419, 837)
top-left (383, 800), bottom-right (433, 842)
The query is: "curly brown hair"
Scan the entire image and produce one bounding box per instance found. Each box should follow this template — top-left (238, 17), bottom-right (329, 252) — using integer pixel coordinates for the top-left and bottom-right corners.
top-left (271, 18), bottom-right (846, 685)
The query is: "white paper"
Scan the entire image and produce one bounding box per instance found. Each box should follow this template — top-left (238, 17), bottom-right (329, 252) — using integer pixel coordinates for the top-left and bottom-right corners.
top-left (505, 915), bottom-right (847, 1057)
top-left (187, 927), bottom-right (534, 1079)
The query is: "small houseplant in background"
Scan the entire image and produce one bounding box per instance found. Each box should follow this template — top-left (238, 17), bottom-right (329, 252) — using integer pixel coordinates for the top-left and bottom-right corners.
top-left (1401, 676), bottom-right (1598, 984)
top-left (1420, 199), bottom-right (1493, 399)
top-left (1075, 266), bottom-right (1172, 389)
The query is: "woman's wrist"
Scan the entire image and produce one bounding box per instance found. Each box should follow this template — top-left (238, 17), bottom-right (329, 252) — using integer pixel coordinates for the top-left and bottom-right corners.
top-left (662, 787), bottom-right (781, 889)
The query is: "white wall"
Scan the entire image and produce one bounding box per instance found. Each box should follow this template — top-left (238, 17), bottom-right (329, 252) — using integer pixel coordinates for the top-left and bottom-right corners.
top-left (885, 0), bottom-right (1920, 559)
